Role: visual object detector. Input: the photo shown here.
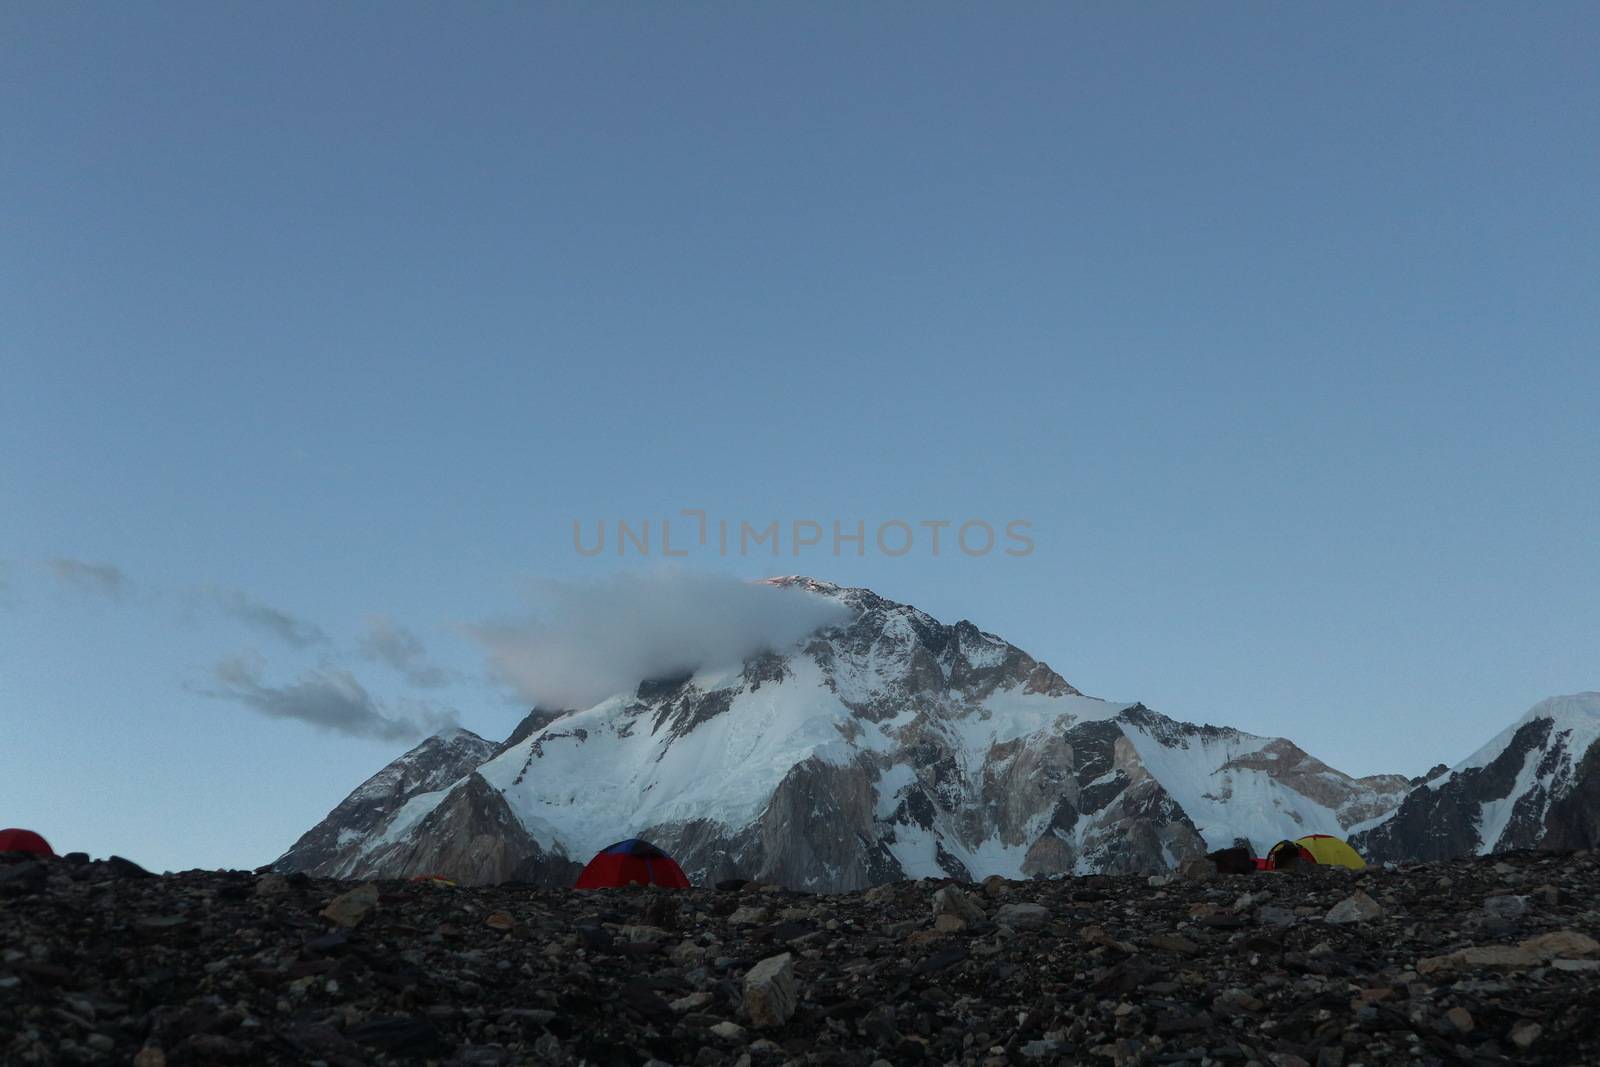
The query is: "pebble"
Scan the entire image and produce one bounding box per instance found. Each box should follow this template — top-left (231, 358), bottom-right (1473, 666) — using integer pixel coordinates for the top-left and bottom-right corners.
top-left (709, 1020), bottom-right (747, 1041)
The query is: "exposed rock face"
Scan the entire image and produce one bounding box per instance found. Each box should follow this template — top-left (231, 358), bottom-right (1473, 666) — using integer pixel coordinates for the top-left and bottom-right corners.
top-left (1539, 736), bottom-right (1600, 850)
top-left (275, 729), bottom-right (496, 876)
top-left (341, 773), bottom-right (581, 888)
top-left (492, 708), bottom-right (573, 758)
top-left (279, 579), bottom-right (1446, 889)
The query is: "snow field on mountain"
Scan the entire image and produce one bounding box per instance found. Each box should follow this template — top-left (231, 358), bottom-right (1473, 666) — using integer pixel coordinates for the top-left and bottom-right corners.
top-left (1119, 721), bottom-right (1348, 851)
top-left (481, 653), bottom-right (862, 858)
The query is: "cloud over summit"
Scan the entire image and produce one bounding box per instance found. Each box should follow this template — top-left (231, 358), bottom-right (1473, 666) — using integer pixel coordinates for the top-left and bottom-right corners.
top-left (470, 570), bottom-right (855, 710)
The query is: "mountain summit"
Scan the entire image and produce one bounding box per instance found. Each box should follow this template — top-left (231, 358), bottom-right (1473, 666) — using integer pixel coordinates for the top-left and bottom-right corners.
top-left (276, 580), bottom-right (1598, 888)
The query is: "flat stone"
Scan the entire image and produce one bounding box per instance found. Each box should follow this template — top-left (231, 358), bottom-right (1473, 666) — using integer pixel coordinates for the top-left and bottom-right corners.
top-left (1211, 988), bottom-right (1263, 1015)
top-left (1418, 944), bottom-right (1535, 973)
top-left (994, 902), bottom-right (1050, 929)
top-left (1520, 929), bottom-right (1600, 959)
top-left (1146, 933), bottom-right (1199, 956)
top-left (1551, 958), bottom-right (1600, 972)
top-left (1483, 894), bottom-right (1528, 917)
top-left (671, 992), bottom-right (713, 1014)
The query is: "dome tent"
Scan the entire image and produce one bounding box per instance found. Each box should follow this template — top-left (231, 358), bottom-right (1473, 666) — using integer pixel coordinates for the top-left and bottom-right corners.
top-left (1267, 834), bottom-right (1366, 871)
top-left (1294, 834), bottom-right (1367, 869)
top-left (0, 828), bottom-right (55, 858)
top-left (574, 838), bottom-right (691, 889)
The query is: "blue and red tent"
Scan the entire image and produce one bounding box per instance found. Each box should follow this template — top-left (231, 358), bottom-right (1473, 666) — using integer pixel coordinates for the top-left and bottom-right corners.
top-left (574, 838), bottom-right (691, 889)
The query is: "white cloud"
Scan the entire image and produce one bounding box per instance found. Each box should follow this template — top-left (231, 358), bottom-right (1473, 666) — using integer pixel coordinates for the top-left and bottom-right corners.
top-left (469, 569), bottom-right (854, 710)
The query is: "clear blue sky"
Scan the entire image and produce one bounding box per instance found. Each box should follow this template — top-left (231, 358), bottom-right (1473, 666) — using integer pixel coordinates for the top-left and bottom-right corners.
top-left (3, 6), bottom-right (1597, 872)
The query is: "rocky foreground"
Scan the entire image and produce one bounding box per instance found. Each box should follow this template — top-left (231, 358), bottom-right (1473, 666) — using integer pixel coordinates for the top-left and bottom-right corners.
top-left (3, 850), bottom-right (1599, 1067)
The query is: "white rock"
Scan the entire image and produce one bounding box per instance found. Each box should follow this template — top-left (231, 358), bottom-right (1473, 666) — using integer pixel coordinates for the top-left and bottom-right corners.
top-left (1324, 890), bottom-right (1382, 925)
top-left (743, 952), bottom-right (798, 1027)
top-left (710, 1020), bottom-right (747, 1041)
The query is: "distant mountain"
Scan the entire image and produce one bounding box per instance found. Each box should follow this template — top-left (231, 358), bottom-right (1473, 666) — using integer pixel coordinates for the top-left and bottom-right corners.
top-left (277, 578), bottom-right (1472, 888)
top-left (276, 728), bottom-right (496, 876)
top-left (1352, 693), bottom-right (1600, 862)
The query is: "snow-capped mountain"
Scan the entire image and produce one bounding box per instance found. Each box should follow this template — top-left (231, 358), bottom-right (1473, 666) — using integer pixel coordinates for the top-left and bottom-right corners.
top-left (1352, 692), bottom-right (1600, 862)
top-left (278, 578), bottom-right (1436, 889)
top-left (276, 728), bottom-right (497, 876)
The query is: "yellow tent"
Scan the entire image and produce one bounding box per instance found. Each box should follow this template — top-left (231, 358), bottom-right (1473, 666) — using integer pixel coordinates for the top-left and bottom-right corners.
top-left (1289, 834), bottom-right (1367, 870)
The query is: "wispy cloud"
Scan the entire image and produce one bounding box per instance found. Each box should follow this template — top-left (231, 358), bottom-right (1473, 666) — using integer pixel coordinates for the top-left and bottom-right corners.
top-left (207, 587), bottom-right (327, 648)
top-left (469, 569), bottom-right (854, 709)
top-left (202, 652), bottom-right (455, 741)
top-left (42, 557), bottom-right (127, 599)
top-left (360, 614), bottom-right (452, 688)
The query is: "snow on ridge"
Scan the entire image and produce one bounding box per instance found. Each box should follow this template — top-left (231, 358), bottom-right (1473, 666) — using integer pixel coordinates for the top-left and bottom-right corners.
top-left (1473, 741), bottom-right (1547, 855)
top-left (1456, 692), bottom-right (1600, 774)
top-left (361, 787), bottom-right (452, 855)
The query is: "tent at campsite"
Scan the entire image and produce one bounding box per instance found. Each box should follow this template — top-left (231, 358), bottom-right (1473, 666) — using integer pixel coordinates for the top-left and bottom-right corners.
top-left (574, 838), bottom-right (691, 889)
top-left (1265, 834), bottom-right (1367, 871)
top-left (0, 828), bottom-right (55, 858)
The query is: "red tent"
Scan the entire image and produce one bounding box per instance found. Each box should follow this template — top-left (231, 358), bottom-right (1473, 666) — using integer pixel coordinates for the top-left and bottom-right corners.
top-left (574, 838), bottom-right (690, 889)
top-left (0, 828), bottom-right (54, 857)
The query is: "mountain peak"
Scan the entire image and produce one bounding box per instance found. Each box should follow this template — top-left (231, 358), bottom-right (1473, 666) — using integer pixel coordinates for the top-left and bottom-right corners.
top-left (760, 574), bottom-right (842, 595)
top-left (1520, 691), bottom-right (1600, 724)
top-left (428, 725), bottom-right (486, 745)
top-left (1352, 692), bottom-right (1600, 862)
top-left (275, 580), bottom-right (1458, 888)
